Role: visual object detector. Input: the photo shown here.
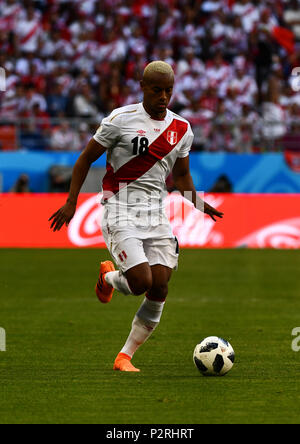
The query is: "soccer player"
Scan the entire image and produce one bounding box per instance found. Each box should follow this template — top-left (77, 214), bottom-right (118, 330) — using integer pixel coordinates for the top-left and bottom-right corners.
top-left (49, 61), bottom-right (223, 372)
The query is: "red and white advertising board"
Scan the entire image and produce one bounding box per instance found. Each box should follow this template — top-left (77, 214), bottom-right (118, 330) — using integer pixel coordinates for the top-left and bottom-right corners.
top-left (1, 193), bottom-right (300, 249)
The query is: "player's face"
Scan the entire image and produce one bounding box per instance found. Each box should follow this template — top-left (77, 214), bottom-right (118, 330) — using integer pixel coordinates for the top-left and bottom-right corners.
top-left (141, 73), bottom-right (174, 119)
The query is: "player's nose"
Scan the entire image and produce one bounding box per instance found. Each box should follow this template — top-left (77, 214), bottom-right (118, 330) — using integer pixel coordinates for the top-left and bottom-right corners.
top-left (160, 90), bottom-right (168, 102)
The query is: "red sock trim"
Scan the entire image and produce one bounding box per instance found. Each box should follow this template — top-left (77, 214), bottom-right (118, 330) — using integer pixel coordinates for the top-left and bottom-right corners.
top-left (145, 292), bottom-right (166, 303)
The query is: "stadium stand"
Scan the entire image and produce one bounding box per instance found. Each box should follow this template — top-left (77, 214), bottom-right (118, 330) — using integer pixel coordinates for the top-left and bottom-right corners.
top-left (0, 0), bottom-right (300, 152)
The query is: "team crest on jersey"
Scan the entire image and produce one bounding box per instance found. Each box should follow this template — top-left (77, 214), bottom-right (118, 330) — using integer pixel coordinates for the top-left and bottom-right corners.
top-left (167, 131), bottom-right (178, 145)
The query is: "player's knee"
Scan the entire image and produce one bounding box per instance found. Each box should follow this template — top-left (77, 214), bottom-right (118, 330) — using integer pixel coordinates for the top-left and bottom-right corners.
top-left (148, 283), bottom-right (169, 301)
top-left (128, 274), bottom-right (153, 296)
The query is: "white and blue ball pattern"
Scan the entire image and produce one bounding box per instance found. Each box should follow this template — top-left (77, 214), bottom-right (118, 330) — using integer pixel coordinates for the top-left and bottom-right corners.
top-left (193, 336), bottom-right (235, 376)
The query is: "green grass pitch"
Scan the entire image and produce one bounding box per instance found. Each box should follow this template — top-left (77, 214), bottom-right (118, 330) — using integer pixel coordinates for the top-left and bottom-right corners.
top-left (0, 248), bottom-right (300, 424)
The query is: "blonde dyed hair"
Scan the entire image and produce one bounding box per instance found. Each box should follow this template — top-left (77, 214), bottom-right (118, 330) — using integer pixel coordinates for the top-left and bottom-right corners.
top-left (143, 61), bottom-right (174, 81)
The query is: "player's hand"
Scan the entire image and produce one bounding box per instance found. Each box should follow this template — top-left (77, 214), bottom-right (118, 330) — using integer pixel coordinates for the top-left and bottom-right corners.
top-left (49, 201), bottom-right (77, 232)
top-left (204, 202), bottom-right (224, 222)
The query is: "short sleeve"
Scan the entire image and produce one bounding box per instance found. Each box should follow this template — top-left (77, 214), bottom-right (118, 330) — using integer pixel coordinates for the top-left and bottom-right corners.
top-left (177, 123), bottom-right (194, 158)
top-left (93, 116), bottom-right (121, 149)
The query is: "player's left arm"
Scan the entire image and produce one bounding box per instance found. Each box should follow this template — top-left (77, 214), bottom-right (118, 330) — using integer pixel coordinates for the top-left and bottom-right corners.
top-left (172, 156), bottom-right (224, 222)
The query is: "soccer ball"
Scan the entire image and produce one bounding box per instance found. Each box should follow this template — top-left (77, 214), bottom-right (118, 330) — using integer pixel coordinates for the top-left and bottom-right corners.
top-left (193, 336), bottom-right (235, 376)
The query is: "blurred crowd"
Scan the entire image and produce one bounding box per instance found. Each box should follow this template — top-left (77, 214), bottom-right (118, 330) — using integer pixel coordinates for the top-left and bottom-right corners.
top-left (1, 0), bottom-right (300, 152)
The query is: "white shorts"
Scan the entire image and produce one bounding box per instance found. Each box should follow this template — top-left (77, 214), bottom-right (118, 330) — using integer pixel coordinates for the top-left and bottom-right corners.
top-left (102, 230), bottom-right (179, 273)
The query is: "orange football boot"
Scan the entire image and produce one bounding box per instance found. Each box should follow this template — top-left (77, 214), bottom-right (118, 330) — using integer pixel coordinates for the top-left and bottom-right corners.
top-left (95, 261), bottom-right (115, 303)
top-left (113, 353), bottom-right (140, 372)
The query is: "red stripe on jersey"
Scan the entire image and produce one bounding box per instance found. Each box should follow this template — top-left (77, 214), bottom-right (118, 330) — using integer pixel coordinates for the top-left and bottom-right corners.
top-left (102, 118), bottom-right (188, 199)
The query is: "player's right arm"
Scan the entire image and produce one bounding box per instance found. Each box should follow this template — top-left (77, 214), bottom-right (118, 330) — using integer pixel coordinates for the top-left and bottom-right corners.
top-left (49, 138), bottom-right (106, 232)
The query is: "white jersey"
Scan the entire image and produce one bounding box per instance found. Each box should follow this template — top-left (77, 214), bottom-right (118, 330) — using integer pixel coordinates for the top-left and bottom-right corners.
top-left (93, 102), bottom-right (194, 239)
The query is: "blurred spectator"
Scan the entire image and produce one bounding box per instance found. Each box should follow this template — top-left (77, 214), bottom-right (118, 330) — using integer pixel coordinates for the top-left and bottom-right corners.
top-left (201, 0), bottom-right (222, 14)
top-left (209, 174), bottom-right (233, 192)
top-left (21, 103), bottom-right (51, 131)
top-left (230, 56), bottom-right (258, 106)
top-left (18, 83), bottom-right (47, 114)
top-left (78, 122), bottom-right (92, 151)
top-left (283, 0), bottom-right (300, 41)
top-left (49, 165), bottom-right (72, 192)
top-left (0, 61), bottom-right (20, 119)
top-left (209, 119), bottom-right (236, 152)
top-left (19, 102), bottom-right (50, 150)
top-left (0, 0), bottom-right (24, 34)
top-left (177, 47), bottom-right (205, 78)
top-left (232, 0), bottom-right (260, 33)
top-left (73, 83), bottom-right (99, 119)
top-left (15, 5), bottom-right (42, 54)
top-left (10, 173), bottom-right (31, 192)
top-left (287, 102), bottom-right (300, 128)
top-left (237, 101), bottom-right (260, 152)
top-left (199, 83), bottom-right (219, 114)
top-left (181, 100), bottom-right (213, 150)
top-left (225, 15), bottom-right (249, 59)
top-left (280, 120), bottom-right (300, 151)
top-left (46, 82), bottom-right (68, 118)
top-left (261, 77), bottom-right (287, 150)
top-left (50, 121), bottom-right (81, 151)
top-left (205, 51), bottom-right (232, 99)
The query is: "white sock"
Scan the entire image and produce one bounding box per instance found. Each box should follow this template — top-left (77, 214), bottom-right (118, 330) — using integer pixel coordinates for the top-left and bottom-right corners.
top-left (120, 298), bottom-right (165, 358)
top-left (105, 271), bottom-right (132, 295)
